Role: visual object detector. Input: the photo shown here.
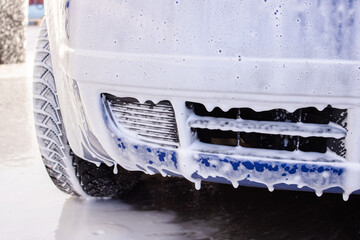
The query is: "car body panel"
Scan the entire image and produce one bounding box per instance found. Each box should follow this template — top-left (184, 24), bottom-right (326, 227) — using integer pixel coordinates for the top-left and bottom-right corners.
top-left (44, 0), bottom-right (360, 199)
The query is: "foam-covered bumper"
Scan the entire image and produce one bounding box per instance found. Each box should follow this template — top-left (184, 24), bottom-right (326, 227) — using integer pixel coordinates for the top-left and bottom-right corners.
top-left (110, 114), bottom-right (360, 198)
top-left (44, 0), bottom-right (360, 199)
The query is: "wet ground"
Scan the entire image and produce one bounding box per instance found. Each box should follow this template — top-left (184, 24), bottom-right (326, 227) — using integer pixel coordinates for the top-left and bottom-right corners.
top-left (1, 26), bottom-right (360, 240)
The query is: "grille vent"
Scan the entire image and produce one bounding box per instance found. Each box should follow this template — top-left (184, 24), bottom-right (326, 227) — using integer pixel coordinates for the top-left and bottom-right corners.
top-left (186, 102), bottom-right (347, 160)
top-left (104, 93), bottom-right (179, 148)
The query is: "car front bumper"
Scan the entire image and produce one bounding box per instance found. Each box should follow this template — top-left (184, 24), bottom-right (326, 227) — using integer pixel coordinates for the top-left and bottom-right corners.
top-left (45, 0), bottom-right (360, 199)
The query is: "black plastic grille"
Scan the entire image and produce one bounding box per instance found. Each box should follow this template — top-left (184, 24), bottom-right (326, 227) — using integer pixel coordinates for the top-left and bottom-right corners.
top-left (104, 93), bottom-right (179, 148)
top-left (187, 102), bottom-right (347, 158)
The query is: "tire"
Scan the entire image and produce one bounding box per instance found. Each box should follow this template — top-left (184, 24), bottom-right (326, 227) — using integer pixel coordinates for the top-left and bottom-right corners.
top-left (33, 19), bottom-right (139, 198)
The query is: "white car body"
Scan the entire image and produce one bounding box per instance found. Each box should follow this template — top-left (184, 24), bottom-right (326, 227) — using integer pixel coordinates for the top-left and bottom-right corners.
top-left (44, 0), bottom-right (360, 199)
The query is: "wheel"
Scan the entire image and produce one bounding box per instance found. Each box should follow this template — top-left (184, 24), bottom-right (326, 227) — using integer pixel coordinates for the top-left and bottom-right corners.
top-left (33, 19), bottom-right (139, 198)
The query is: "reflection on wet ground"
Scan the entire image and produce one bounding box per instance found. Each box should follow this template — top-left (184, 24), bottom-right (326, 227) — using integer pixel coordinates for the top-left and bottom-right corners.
top-left (55, 173), bottom-right (360, 240)
top-left (57, 197), bottom-right (216, 240)
top-left (122, 175), bottom-right (360, 240)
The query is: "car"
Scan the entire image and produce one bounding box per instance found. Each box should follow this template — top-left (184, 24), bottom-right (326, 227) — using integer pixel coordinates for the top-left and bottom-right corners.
top-left (33, 0), bottom-right (360, 200)
top-left (29, 0), bottom-right (44, 22)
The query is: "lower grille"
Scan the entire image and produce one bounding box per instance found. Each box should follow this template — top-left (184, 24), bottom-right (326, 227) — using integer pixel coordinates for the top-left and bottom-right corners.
top-left (187, 102), bottom-right (347, 161)
top-left (103, 93), bottom-right (179, 148)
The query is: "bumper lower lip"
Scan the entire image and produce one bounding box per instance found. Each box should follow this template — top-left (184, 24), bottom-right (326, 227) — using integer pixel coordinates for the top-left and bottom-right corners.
top-left (110, 131), bottom-right (360, 197)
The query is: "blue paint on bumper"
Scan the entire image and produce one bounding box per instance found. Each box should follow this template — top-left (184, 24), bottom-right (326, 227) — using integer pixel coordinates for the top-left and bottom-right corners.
top-left (111, 136), bottom-right (353, 194)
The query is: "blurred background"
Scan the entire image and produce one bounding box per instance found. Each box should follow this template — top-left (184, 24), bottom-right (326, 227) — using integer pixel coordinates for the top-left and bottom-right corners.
top-left (0, 0), bottom-right (43, 65)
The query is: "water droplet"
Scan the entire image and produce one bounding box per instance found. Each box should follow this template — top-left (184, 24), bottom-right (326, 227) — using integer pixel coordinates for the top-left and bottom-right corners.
top-left (194, 181), bottom-right (201, 190)
top-left (113, 164), bottom-right (118, 174)
top-left (315, 190), bottom-right (323, 197)
top-left (160, 170), bottom-right (167, 177)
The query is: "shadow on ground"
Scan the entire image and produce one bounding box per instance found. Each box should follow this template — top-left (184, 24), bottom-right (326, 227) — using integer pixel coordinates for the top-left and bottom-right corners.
top-left (125, 175), bottom-right (360, 239)
top-left (59, 174), bottom-right (360, 240)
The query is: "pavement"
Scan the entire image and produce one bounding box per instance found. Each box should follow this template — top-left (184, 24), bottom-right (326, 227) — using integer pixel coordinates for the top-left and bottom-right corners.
top-left (1, 25), bottom-right (360, 240)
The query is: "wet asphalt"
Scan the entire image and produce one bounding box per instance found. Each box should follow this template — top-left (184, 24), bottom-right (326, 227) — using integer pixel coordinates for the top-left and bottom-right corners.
top-left (1, 26), bottom-right (360, 240)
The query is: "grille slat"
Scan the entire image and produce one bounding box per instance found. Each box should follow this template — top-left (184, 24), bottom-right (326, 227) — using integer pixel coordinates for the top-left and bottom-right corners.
top-left (113, 113), bottom-right (177, 129)
top-left (188, 113), bottom-right (346, 139)
top-left (104, 94), bottom-right (179, 148)
top-left (191, 141), bottom-right (345, 163)
top-left (112, 105), bottom-right (175, 116)
top-left (115, 119), bottom-right (177, 133)
top-left (111, 101), bottom-right (174, 113)
top-left (112, 110), bottom-right (176, 123)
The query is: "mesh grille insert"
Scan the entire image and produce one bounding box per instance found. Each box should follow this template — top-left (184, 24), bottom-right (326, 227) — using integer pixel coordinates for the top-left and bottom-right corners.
top-left (103, 93), bottom-right (179, 148)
